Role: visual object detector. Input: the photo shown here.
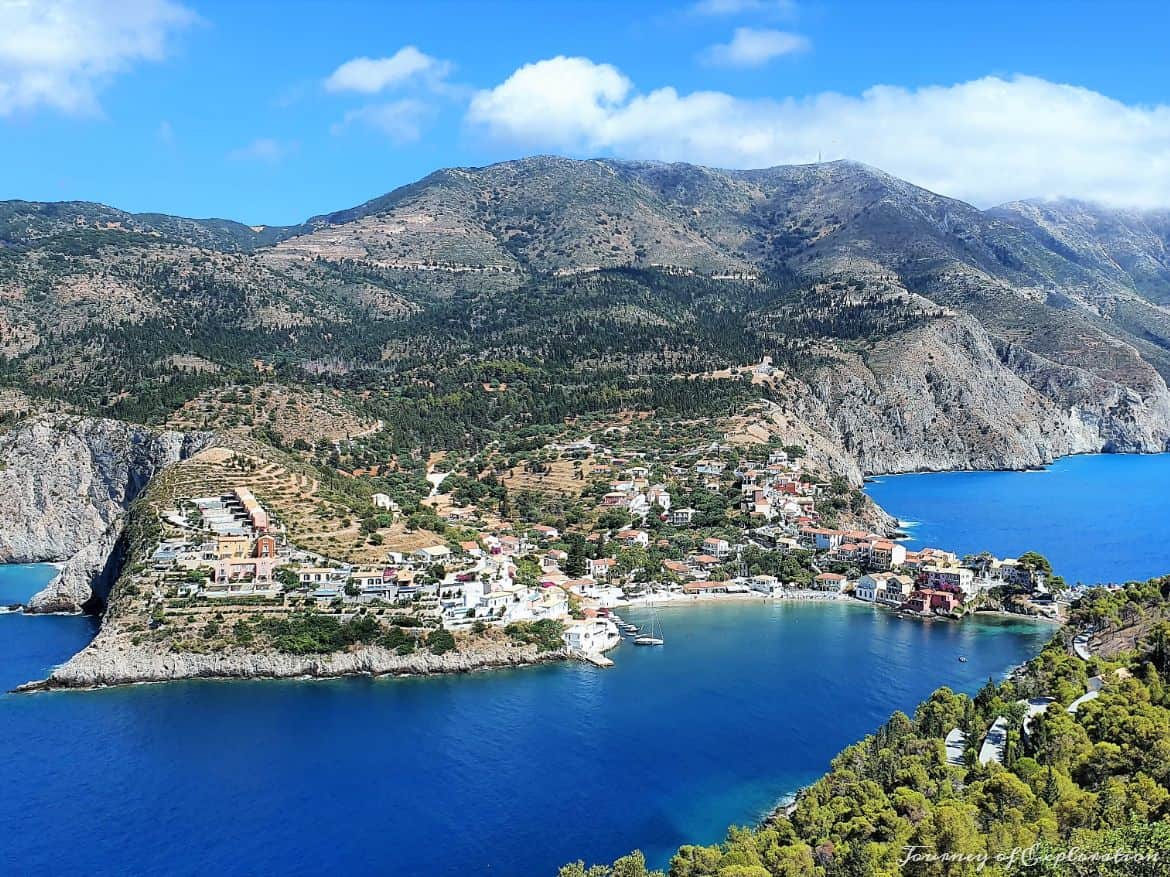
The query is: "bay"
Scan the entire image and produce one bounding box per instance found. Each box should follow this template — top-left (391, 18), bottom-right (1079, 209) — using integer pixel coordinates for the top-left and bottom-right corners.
top-left (864, 453), bottom-right (1170, 584)
top-left (1, 585), bottom-right (1047, 876)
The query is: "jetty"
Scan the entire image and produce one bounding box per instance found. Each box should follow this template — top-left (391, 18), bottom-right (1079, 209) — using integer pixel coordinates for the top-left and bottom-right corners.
top-left (577, 651), bottom-right (614, 668)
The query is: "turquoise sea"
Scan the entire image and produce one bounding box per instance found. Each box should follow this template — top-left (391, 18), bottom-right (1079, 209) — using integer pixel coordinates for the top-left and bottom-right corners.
top-left (5, 453), bottom-right (1164, 876)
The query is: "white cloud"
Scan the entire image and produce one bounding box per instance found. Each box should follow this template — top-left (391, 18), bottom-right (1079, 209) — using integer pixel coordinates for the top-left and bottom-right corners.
top-left (703, 28), bottom-right (809, 67)
top-left (0, 0), bottom-right (195, 116)
top-left (324, 47), bottom-right (455, 144)
top-left (228, 138), bottom-right (296, 163)
top-left (467, 56), bottom-right (632, 150)
top-left (331, 99), bottom-right (434, 144)
top-left (689, 0), bottom-right (797, 16)
top-left (467, 60), bottom-right (1170, 208)
top-left (324, 46), bottom-right (452, 94)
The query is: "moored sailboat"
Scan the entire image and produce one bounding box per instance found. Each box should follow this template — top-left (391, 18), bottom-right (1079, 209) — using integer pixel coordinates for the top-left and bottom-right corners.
top-left (633, 604), bottom-right (664, 646)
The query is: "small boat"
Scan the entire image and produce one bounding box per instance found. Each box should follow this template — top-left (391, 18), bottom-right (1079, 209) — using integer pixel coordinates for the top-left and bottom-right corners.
top-left (0, 604), bottom-right (23, 614)
top-left (633, 605), bottom-right (664, 646)
top-left (958, 656), bottom-right (968, 663)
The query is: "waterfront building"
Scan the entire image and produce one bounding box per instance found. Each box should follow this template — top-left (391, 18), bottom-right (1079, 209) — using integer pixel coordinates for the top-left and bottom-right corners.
top-left (813, 572), bottom-right (847, 591)
top-left (868, 540), bottom-right (906, 570)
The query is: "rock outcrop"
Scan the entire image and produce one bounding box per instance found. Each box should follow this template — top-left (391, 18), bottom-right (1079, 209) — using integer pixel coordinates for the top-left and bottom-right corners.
top-left (781, 316), bottom-right (1170, 476)
top-left (20, 630), bottom-right (562, 690)
top-left (0, 416), bottom-right (210, 612)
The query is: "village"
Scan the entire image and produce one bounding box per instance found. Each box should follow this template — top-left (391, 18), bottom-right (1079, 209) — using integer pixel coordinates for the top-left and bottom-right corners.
top-left (136, 433), bottom-right (1063, 667)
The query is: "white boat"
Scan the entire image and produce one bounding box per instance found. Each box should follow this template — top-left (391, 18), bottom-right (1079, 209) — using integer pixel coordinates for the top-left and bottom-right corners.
top-left (0, 604), bottom-right (23, 614)
top-left (633, 605), bottom-right (664, 646)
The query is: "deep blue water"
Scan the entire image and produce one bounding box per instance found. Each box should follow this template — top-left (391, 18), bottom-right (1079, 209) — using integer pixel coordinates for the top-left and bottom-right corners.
top-left (864, 453), bottom-right (1170, 585)
top-left (1, 557), bottom-right (1049, 877)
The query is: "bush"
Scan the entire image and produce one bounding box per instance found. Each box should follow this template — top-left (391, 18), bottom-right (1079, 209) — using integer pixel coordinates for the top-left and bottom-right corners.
top-left (263, 610), bottom-right (384, 654)
top-left (504, 619), bottom-right (565, 652)
top-left (426, 628), bottom-right (456, 655)
top-left (233, 619), bottom-right (254, 646)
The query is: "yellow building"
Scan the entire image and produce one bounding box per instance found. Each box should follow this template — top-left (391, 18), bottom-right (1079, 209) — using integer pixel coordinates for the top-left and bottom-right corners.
top-left (215, 535), bottom-right (251, 560)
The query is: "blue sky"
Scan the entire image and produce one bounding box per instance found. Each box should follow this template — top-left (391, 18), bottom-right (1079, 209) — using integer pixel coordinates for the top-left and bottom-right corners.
top-left (2, 0), bottom-right (1169, 224)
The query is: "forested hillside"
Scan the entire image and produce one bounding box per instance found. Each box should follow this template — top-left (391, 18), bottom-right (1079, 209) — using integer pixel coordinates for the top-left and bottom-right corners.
top-left (562, 579), bottom-right (1170, 877)
top-left (4, 156), bottom-right (1170, 478)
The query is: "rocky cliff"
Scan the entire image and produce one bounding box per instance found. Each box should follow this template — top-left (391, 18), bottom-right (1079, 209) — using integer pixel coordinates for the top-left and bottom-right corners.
top-left (778, 315), bottom-right (1170, 476)
top-left (0, 416), bottom-right (210, 612)
top-left (21, 630), bottom-right (562, 690)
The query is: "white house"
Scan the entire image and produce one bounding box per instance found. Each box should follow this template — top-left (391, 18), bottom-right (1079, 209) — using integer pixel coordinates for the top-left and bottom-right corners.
top-left (587, 557), bottom-right (617, 580)
top-left (868, 540), bottom-right (907, 571)
top-left (562, 618), bottom-right (619, 654)
top-left (646, 485), bottom-right (671, 511)
top-left (616, 529), bottom-right (650, 548)
top-left (413, 545), bottom-right (452, 564)
top-left (876, 574), bottom-right (915, 606)
top-left (371, 493), bottom-right (399, 513)
top-left (857, 572), bottom-right (908, 602)
top-left (803, 528), bottom-right (845, 551)
top-left (749, 574), bottom-right (781, 595)
top-left (669, 507), bottom-right (697, 526)
top-left (702, 537), bottom-right (732, 558)
top-left (921, 564), bottom-right (975, 596)
top-left (813, 572), bottom-right (847, 592)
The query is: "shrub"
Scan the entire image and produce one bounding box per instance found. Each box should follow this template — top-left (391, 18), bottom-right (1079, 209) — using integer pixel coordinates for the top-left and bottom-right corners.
top-left (426, 628), bottom-right (456, 655)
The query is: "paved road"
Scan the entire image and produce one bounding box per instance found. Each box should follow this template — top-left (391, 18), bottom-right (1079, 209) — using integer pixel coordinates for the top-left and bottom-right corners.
top-left (979, 716), bottom-right (1009, 765)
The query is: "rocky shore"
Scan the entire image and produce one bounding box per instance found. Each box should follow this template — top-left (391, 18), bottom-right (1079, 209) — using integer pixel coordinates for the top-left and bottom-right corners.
top-left (17, 630), bottom-right (565, 691)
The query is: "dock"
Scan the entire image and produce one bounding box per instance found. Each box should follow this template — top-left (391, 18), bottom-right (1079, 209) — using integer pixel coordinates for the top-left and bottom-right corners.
top-left (570, 649), bottom-right (614, 668)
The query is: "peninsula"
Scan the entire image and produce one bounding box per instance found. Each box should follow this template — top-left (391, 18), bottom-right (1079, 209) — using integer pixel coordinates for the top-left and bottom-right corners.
top-left (6, 156), bottom-right (1170, 688)
top-left (9, 407), bottom-right (1058, 691)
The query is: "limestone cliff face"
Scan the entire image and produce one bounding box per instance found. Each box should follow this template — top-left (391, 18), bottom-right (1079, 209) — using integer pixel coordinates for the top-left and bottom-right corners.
top-left (0, 416), bottom-right (210, 612)
top-left (783, 316), bottom-right (1170, 477)
top-left (24, 630), bottom-right (561, 689)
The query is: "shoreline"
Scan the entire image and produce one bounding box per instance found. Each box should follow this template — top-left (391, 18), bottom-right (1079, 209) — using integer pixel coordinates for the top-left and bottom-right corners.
top-left (622, 590), bottom-right (847, 608)
top-left (5, 452), bottom-right (1129, 693)
top-left (14, 655), bottom-right (566, 694)
top-left (17, 597), bottom-right (1056, 693)
top-left (753, 613), bottom-right (1062, 834)
top-left (15, 637), bottom-right (568, 694)
top-left (970, 607), bottom-right (1062, 625)
top-left (859, 448), bottom-right (1169, 484)
top-left (623, 593), bottom-right (1060, 626)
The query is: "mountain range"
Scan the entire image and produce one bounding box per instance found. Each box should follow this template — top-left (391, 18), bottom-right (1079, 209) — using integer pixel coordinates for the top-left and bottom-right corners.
top-left (2, 155), bottom-right (1170, 478)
